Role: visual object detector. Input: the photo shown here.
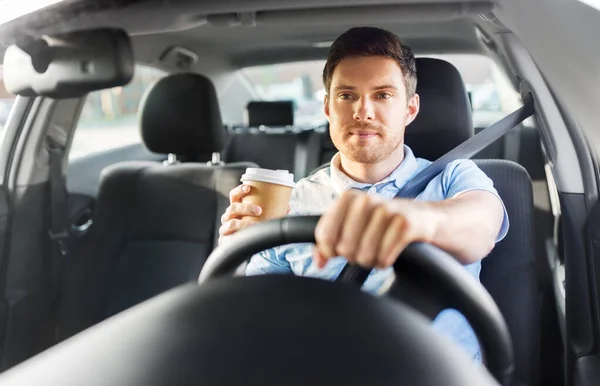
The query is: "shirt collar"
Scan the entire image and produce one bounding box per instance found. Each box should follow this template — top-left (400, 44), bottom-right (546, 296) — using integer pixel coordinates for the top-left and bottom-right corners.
top-left (329, 145), bottom-right (419, 194)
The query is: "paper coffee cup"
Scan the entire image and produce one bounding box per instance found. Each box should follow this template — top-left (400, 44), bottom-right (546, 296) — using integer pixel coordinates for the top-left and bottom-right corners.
top-left (240, 168), bottom-right (295, 220)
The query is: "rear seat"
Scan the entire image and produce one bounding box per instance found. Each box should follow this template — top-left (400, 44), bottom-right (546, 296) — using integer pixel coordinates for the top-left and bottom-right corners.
top-left (223, 101), bottom-right (320, 180)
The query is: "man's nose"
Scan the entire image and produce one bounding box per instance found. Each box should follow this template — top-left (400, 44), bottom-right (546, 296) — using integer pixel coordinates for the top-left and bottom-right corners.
top-left (353, 97), bottom-right (375, 121)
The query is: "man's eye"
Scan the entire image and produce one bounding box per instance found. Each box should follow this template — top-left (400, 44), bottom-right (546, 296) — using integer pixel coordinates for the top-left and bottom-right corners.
top-left (339, 93), bottom-right (353, 100)
top-left (377, 92), bottom-right (392, 99)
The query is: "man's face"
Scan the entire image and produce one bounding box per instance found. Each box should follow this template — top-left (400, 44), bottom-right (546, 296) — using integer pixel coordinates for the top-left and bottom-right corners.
top-left (325, 56), bottom-right (419, 164)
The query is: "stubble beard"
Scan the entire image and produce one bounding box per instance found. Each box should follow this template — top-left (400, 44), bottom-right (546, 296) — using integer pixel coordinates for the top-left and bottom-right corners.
top-left (336, 122), bottom-right (404, 164)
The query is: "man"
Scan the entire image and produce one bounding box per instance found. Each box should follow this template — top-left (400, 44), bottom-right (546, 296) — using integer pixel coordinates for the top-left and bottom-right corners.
top-left (218, 26), bottom-right (508, 363)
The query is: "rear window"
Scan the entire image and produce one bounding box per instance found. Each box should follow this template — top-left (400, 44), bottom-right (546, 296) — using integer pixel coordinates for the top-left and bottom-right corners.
top-left (242, 60), bottom-right (326, 128)
top-left (69, 65), bottom-right (166, 160)
top-left (241, 54), bottom-right (522, 129)
top-left (423, 54), bottom-right (523, 127)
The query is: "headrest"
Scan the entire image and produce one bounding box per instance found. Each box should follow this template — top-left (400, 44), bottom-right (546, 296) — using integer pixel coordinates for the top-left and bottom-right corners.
top-left (139, 73), bottom-right (226, 156)
top-left (405, 58), bottom-right (473, 160)
top-left (246, 101), bottom-right (294, 127)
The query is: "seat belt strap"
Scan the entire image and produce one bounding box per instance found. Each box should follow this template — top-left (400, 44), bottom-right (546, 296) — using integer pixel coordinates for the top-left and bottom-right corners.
top-left (47, 138), bottom-right (71, 342)
top-left (397, 98), bottom-right (534, 199)
top-left (48, 141), bottom-right (70, 256)
top-left (336, 97), bottom-right (535, 284)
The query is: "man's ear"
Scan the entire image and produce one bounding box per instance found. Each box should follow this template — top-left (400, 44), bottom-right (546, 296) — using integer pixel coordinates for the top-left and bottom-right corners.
top-left (405, 93), bottom-right (420, 126)
top-left (324, 94), bottom-right (330, 121)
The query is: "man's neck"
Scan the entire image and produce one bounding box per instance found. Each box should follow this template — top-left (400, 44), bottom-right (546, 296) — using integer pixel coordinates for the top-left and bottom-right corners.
top-left (338, 146), bottom-right (405, 184)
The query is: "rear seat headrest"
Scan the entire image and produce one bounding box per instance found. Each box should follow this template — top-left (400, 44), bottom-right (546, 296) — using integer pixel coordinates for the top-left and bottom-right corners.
top-left (139, 73), bottom-right (227, 156)
top-left (246, 101), bottom-right (294, 127)
top-left (405, 58), bottom-right (473, 160)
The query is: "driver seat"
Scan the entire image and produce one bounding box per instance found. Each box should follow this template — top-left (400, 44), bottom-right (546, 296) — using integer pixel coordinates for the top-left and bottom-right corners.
top-left (311, 58), bottom-right (540, 386)
top-left (408, 58), bottom-right (540, 386)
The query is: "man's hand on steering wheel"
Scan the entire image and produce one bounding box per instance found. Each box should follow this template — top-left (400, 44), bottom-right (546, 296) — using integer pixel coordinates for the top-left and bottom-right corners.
top-left (314, 190), bottom-right (439, 270)
top-left (314, 188), bottom-right (504, 269)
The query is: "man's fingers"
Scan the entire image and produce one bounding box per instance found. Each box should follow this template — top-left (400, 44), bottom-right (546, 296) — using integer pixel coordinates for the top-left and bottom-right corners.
top-left (379, 215), bottom-right (414, 268)
top-left (315, 191), bottom-right (356, 259)
top-left (219, 218), bottom-right (259, 237)
top-left (336, 194), bottom-right (372, 261)
top-left (229, 184), bottom-right (251, 203)
top-left (355, 205), bottom-right (392, 268)
top-left (312, 246), bottom-right (326, 268)
top-left (219, 219), bottom-right (239, 237)
top-left (218, 234), bottom-right (232, 246)
top-left (221, 202), bottom-right (262, 224)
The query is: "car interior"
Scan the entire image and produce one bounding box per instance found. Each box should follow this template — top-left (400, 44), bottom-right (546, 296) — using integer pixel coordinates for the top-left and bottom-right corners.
top-left (0, 0), bottom-right (599, 385)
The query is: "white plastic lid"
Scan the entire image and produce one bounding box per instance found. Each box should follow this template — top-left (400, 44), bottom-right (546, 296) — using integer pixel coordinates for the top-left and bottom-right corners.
top-left (240, 168), bottom-right (295, 188)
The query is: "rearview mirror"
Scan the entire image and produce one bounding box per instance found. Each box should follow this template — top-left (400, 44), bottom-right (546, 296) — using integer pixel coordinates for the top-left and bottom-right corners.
top-left (2, 28), bottom-right (134, 98)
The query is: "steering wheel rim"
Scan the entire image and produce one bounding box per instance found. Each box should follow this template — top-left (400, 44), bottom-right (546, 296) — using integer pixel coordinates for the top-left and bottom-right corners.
top-left (199, 215), bottom-right (514, 386)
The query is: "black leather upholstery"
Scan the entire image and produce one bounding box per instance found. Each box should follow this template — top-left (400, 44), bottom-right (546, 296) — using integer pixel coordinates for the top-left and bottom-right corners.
top-left (140, 73), bottom-right (227, 156)
top-left (60, 74), bottom-right (256, 339)
top-left (476, 159), bottom-right (540, 386)
top-left (405, 58), bottom-right (473, 160)
top-left (247, 100), bottom-right (295, 126)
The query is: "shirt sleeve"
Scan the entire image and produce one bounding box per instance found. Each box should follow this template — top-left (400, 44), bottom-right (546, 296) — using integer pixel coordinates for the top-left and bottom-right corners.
top-left (245, 247), bottom-right (293, 276)
top-left (441, 159), bottom-right (509, 242)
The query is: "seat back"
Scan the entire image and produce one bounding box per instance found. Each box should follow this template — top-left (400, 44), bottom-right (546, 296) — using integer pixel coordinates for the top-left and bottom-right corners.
top-left (246, 100), bottom-right (295, 127)
top-left (60, 73), bottom-right (255, 339)
top-left (224, 131), bottom-right (300, 175)
top-left (60, 162), bottom-right (249, 337)
top-left (476, 159), bottom-right (540, 386)
top-left (405, 58), bottom-right (474, 160)
top-left (223, 100), bottom-right (312, 179)
top-left (308, 59), bottom-right (541, 385)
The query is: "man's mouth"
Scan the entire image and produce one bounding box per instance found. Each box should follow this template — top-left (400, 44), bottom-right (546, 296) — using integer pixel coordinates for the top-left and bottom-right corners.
top-left (352, 131), bottom-right (379, 139)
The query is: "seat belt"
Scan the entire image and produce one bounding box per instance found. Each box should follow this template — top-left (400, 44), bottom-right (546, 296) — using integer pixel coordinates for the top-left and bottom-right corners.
top-left (46, 135), bottom-right (71, 342)
top-left (336, 97), bottom-right (535, 284)
top-left (48, 141), bottom-right (70, 257)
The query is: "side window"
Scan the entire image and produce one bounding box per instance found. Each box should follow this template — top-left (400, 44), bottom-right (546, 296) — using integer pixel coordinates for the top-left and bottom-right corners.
top-left (0, 65), bottom-right (17, 131)
top-left (69, 65), bottom-right (166, 160)
top-left (422, 54), bottom-right (524, 128)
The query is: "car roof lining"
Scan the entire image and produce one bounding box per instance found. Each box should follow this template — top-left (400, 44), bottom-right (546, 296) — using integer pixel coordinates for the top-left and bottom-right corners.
top-left (3, 0), bottom-right (600, 185)
top-left (0, 1), bottom-right (496, 69)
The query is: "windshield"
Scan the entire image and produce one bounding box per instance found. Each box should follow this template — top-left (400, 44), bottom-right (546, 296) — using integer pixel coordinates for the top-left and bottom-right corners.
top-left (241, 54), bottom-right (522, 129)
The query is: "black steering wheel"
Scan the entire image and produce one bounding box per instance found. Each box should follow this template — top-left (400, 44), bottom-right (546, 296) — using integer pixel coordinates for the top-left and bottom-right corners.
top-left (0, 215), bottom-right (514, 386)
top-left (200, 215), bottom-right (514, 386)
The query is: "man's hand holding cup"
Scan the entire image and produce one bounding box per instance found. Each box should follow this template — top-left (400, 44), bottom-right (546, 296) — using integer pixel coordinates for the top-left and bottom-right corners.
top-left (219, 168), bottom-right (295, 245)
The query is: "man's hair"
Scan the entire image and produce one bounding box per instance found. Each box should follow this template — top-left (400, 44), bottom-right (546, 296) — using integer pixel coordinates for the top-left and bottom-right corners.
top-left (322, 26), bottom-right (417, 99)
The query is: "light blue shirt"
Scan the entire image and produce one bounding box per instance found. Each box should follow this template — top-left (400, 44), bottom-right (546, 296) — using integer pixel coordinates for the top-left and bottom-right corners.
top-left (246, 145), bottom-right (509, 363)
